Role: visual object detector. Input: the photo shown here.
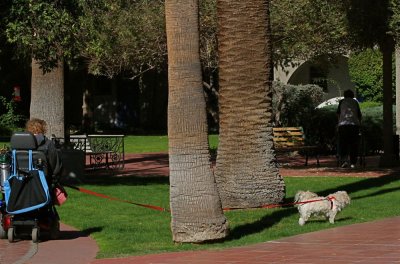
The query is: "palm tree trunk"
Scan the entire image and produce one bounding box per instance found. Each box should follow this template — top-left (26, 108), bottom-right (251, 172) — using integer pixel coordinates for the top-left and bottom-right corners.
top-left (30, 59), bottom-right (65, 138)
top-left (215, 0), bottom-right (285, 208)
top-left (165, 0), bottom-right (229, 243)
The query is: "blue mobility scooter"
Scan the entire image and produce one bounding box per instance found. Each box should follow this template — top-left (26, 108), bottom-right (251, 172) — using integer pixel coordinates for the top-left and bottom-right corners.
top-left (0, 132), bottom-right (60, 243)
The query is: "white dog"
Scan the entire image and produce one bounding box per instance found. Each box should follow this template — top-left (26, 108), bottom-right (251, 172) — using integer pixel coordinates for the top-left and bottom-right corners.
top-left (294, 190), bottom-right (351, 226)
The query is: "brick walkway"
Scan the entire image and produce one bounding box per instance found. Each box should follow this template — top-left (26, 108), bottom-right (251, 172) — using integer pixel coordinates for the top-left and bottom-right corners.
top-left (1, 153), bottom-right (399, 263)
top-left (91, 216), bottom-right (400, 264)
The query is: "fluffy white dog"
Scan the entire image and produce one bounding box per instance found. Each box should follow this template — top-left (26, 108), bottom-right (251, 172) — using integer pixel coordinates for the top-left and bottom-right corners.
top-left (294, 190), bottom-right (351, 226)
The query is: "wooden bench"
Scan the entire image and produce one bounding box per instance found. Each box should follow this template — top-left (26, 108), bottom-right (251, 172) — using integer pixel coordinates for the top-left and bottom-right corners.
top-left (273, 127), bottom-right (319, 166)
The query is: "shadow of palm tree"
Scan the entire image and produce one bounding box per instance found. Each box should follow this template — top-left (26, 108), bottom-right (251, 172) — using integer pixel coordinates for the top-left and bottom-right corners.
top-left (226, 207), bottom-right (297, 241)
top-left (318, 173), bottom-right (400, 197)
top-left (227, 172), bottom-right (399, 241)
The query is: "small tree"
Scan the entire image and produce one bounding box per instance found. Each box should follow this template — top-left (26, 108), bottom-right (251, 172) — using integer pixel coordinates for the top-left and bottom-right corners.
top-left (0, 96), bottom-right (25, 135)
top-left (348, 48), bottom-right (396, 102)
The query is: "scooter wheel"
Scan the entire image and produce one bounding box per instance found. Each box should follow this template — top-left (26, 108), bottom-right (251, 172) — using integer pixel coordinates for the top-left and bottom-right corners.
top-left (32, 227), bottom-right (39, 243)
top-left (7, 227), bottom-right (14, 243)
top-left (0, 224), bottom-right (7, 239)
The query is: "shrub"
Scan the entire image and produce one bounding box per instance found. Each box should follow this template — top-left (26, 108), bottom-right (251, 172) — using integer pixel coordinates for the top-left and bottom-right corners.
top-left (361, 105), bottom-right (385, 155)
top-left (0, 96), bottom-right (26, 136)
top-left (359, 101), bottom-right (381, 109)
top-left (272, 82), bottom-right (324, 127)
top-left (308, 103), bottom-right (390, 155)
top-left (305, 105), bottom-right (338, 154)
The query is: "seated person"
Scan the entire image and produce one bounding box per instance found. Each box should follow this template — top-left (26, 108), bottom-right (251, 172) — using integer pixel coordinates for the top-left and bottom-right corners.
top-left (25, 118), bottom-right (62, 179)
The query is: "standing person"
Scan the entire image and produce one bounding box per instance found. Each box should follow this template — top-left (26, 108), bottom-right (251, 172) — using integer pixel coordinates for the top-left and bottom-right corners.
top-left (336, 90), bottom-right (362, 168)
top-left (25, 118), bottom-right (62, 178)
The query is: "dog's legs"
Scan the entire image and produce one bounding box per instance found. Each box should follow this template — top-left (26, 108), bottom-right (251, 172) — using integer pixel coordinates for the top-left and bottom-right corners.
top-left (329, 211), bottom-right (337, 224)
top-left (299, 213), bottom-right (309, 226)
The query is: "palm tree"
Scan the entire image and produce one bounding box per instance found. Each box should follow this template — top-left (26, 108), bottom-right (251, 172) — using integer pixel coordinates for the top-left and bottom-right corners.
top-left (165, 0), bottom-right (229, 242)
top-left (215, 0), bottom-right (285, 208)
top-left (30, 59), bottom-right (65, 138)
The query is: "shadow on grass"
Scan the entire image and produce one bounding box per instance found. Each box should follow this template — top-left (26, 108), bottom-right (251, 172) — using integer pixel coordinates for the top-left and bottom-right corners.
top-left (226, 207), bottom-right (297, 241)
top-left (318, 173), bottom-right (400, 197)
top-left (226, 172), bottom-right (399, 241)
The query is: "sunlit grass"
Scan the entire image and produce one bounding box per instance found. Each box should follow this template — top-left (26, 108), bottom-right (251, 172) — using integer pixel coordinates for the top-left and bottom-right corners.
top-left (123, 135), bottom-right (219, 153)
top-left (58, 175), bottom-right (400, 258)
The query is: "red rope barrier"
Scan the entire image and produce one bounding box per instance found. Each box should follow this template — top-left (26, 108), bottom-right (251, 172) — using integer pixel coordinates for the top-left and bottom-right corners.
top-left (65, 185), bottom-right (169, 212)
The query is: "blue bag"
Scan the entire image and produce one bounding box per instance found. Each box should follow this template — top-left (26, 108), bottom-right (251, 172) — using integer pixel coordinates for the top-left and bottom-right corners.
top-left (4, 150), bottom-right (50, 214)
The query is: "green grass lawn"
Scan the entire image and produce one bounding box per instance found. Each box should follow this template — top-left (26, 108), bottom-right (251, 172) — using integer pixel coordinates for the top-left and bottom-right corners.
top-left (123, 135), bottom-right (219, 153)
top-left (58, 174), bottom-right (400, 259)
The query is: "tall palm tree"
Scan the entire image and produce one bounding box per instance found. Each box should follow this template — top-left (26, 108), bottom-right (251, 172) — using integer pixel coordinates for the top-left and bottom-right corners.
top-left (165, 0), bottom-right (229, 242)
top-left (215, 0), bottom-right (285, 208)
top-left (30, 59), bottom-right (65, 138)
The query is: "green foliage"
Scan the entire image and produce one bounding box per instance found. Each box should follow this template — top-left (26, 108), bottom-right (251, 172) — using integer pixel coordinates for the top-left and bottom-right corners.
top-left (78, 0), bottom-right (166, 77)
top-left (343, 0), bottom-right (392, 47)
top-left (390, 0), bottom-right (400, 41)
top-left (199, 0), bottom-right (218, 72)
top-left (309, 103), bottom-right (390, 155)
top-left (361, 105), bottom-right (385, 154)
top-left (272, 82), bottom-right (324, 127)
top-left (271, 0), bottom-right (349, 62)
top-left (0, 96), bottom-right (25, 136)
top-left (306, 106), bottom-right (338, 153)
top-left (348, 48), bottom-right (395, 102)
top-left (6, 0), bottom-right (81, 71)
top-left (359, 101), bottom-right (381, 109)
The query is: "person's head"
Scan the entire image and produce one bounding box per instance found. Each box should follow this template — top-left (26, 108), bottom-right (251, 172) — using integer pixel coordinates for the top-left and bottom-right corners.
top-left (26, 118), bottom-right (47, 135)
top-left (343, 89), bottom-right (355, 99)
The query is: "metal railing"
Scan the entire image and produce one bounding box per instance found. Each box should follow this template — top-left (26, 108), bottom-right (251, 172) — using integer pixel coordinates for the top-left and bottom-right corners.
top-left (69, 134), bottom-right (125, 170)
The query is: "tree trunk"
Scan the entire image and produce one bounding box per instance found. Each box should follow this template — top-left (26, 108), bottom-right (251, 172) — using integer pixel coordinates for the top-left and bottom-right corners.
top-left (396, 46), bottom-right (400, 136)
top-left (215, 0), bottom-right (285, 208)
top-left (379, 37), bottom-right (397, 167)
top-left (165, 0), bottom-right (229, 243)
top-left (30, 59), bottom-right (65, 138)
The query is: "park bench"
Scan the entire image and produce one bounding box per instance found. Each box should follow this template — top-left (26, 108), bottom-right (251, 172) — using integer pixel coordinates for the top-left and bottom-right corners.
top-left (273, 127), bottom-right (319, 166)
top-left (69, 134), bottom-right (125, 170)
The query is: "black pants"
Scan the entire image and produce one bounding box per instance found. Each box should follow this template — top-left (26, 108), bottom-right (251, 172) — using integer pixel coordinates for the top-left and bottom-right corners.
top-left (338, 125), bottom-right (360, 165)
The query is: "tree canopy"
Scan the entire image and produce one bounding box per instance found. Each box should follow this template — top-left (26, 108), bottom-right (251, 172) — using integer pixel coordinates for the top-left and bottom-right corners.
top-left (6, 0), bottom-right (81, 72)
top-left (78, 0), bottom-right (166, 78)
top-left (270, 0), bottom-right (350, 63)
top-left (4, 0), bottom-right (400, 81)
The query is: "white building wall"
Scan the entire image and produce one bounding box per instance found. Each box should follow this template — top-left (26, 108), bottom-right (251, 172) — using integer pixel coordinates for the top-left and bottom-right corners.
top-left (273, 55), bottom-right (356, 101)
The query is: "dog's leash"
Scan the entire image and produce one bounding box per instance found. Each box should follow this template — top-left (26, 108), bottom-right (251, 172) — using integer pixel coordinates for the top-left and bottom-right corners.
top-left (65, 184), bottom-right (336, 213)
top-left (65, 184), bottom-right (170, 212)
top-left (223, 197), bottom-right (336, 211)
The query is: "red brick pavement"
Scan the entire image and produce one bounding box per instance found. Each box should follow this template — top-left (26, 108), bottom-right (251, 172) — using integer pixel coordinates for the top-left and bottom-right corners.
top-left (90, 216), bottom-right (400, 264)
top-left (0, 223), bottom-right (98, 264)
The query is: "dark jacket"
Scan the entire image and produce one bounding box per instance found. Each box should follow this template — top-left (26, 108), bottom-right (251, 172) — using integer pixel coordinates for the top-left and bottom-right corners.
top-left (336, 98), bottom-right (362, 126)
top-left (35, 134), bottom-right (62, 179)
